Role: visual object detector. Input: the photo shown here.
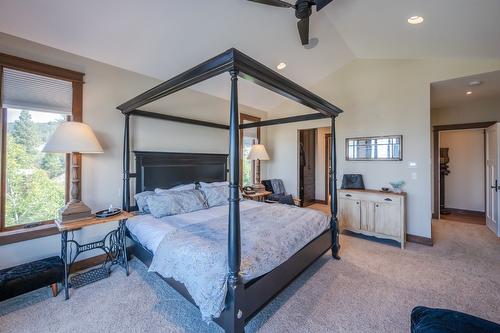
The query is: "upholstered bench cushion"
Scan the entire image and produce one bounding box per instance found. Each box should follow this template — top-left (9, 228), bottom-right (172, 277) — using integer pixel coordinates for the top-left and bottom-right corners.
top-left (411, 306), bottom-right (500, 333)
top-left (0, 256), bottom-right (64, 301)
top-left (267, 193), bottom-right (295, 206)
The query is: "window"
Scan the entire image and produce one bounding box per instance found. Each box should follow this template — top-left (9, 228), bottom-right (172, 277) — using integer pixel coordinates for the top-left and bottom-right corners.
top-left (0, 54), bottom-right (84, 234)
top-left (240, 114), bottom-right (261, 186)
top-left (4, 108), bottom-right (67, 228)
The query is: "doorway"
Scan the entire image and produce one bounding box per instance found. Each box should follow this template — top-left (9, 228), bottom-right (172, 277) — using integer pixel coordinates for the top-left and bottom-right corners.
top-left (325, 133), bottom-right (331, 205)
top-left (299, 128), bottom-right (316, 207)
top-left (486, 123), bottom-right (499, 235)
top-left (438, 127), bottom-right (488, 224)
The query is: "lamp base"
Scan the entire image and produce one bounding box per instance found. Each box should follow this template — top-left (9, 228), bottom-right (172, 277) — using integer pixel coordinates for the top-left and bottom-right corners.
top-left (58, 201), bottom-right (93, 224)
top-left (251, 183), bottom-right (266, 193)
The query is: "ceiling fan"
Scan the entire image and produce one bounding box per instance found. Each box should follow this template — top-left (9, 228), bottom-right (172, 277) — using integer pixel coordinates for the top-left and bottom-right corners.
top-left (247, 0), bottom-right (334, 46)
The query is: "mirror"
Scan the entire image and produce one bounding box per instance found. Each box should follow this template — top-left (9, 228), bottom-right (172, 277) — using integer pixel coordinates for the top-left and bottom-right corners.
top-left (346, 135), bottom-right (402, 161)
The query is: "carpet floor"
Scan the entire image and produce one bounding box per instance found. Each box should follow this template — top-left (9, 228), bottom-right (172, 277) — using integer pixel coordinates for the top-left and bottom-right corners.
top-left (1, 218), bottom-right (499, 333)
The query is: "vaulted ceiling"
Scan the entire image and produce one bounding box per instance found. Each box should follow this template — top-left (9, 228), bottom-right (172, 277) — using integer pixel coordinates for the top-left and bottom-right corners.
top-left (0, 0), bottom-right (499, 112)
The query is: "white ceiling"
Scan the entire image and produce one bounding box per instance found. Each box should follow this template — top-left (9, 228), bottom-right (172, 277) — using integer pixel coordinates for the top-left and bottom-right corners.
top-left (327, 0), bottom-right (500, 59)
top-left (431, 70), bottom-right (500, 109)
top-left (0, 0), bottom-right (499, 112)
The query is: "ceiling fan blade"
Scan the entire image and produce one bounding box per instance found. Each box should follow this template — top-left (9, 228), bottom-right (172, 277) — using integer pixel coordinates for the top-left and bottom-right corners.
top-left (315, 0), bottom-right (333, 11)
top-left (297, 17), bottom-right (310, 45)
top-left (247, 0), bottom-right (293, 8)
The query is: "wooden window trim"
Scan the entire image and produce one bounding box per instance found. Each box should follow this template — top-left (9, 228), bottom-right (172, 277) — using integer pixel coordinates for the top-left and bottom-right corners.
top-left (0, 54), bottom-right (84, 241)
top-left (240, 113), bottom-right (261, 185)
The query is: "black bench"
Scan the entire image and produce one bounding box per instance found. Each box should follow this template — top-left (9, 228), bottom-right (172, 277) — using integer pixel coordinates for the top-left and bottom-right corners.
top-left (0, 256), bottom-right (64, 301)
top-left (411, 306), bottom-right (500, 333)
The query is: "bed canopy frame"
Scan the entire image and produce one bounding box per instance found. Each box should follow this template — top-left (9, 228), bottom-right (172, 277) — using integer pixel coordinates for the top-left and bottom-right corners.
top-left (117, 48), bottom-right (342, 333)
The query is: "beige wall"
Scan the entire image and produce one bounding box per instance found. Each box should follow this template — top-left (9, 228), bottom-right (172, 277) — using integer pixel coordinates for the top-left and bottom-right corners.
top-left (440, 129), bottom-right (485, 212)
top-left (0, 34), bottom-right (267, 268)
top-left (266, 58), bottom-right (500, 238)
top-left (432, 97), bottom-right (500, 126)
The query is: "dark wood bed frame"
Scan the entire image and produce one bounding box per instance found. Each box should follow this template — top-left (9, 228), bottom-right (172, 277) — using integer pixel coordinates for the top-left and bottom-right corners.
top-left (118, 48), bottom-right (343, 333)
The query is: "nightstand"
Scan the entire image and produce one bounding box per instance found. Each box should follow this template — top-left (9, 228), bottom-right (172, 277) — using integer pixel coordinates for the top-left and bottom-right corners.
top-left (54, 211), bottom-right (134, 299)
top-left (242, 190), bottom-right (272, 202)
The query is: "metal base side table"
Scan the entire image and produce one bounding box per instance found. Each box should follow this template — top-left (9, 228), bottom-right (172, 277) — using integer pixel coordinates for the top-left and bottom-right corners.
top-left (55, 211), bottom-right (134, 300)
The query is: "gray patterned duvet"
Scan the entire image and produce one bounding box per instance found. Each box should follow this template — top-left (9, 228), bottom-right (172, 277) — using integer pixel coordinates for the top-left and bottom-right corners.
top-left (148, 202), bottom-right (330, 321)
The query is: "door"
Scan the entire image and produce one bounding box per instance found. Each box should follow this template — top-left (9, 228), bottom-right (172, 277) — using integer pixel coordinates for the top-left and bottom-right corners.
top-left (374, 202), bottom-right (401, 237)
top-left (325, 133), bottom-right (331, 205)
top-left (360, 201), bottom-right (375, 232)
top-left (299, 129), bottom-right (316, 206)
top-left (339, 198), bottom-right (360, 230)
top-left (486, 123), bottom-right (499, 236)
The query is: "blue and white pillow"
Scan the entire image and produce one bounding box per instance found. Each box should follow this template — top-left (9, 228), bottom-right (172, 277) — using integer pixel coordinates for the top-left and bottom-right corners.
top-left (134, 191), bottom-right (155, 214)
top-left (199, 185), bottom-right (229, 208)
top-left (146, 189), bottom-right (207, 218)
top-left (154, 183), bottom-right (196, 194)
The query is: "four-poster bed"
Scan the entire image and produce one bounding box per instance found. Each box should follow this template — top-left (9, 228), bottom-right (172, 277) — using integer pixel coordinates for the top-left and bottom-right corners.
top-left (117, 48), bottom-right (343, 333)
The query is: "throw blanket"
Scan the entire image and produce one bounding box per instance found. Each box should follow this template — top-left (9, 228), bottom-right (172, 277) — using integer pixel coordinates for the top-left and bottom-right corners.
top-left (270, 179), bottom-right (286, 195)
top-left (149, 204), bottom-right (329, 321)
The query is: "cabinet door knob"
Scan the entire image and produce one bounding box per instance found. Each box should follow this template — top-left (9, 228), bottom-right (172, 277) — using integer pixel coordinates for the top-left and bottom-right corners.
top-left (376, 204), bottom-right (379, 207)
top-left (345, 194), bottom-right (352, 197)
top-left (356, 201), bottom-right (359, 204)
top-left (384, 198), bottom-right (392, 202)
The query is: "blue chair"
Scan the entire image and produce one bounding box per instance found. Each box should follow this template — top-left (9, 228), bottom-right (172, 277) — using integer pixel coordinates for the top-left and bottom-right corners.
top-left (411, 306), bottom-right (500, 333)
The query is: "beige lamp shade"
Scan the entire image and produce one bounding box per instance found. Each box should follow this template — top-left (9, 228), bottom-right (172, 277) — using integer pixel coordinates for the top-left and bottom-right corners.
top-left (43, 121), bottom-right (103, 153)
top-left (247, 144), bottom-right (270, 161)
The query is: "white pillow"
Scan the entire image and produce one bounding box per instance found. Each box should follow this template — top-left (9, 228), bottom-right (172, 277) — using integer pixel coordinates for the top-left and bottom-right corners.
top-left (199, 181), bottom-right (229, 188)
top-left (155, 183), bottom-right (196, 194)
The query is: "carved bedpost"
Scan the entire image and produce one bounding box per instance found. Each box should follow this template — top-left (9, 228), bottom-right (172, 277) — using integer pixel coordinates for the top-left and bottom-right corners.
top-left (227, 69), bottom-right (245, 332)
top-left (122, 114), bottom-right (130, 211)
top-left (330, 116), bottom-right (341, 260)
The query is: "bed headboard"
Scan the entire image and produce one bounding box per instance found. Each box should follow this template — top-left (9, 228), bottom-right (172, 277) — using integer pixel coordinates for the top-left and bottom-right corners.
top-left (134, 151), bottom-right (228, 194)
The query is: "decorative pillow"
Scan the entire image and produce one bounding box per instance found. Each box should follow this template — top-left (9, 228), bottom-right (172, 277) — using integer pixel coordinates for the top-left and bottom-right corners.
top-left (146, 189), bottom-right (207, 218)
top-left (155, 183), bottom-right (196, 194)
top-left (199, 181), bottom-right (244, 207)
top-left (134, 191), bottom-right (155, 214)
top-left (199, 185), bottom-right (229, 208)
top-left (199, 181), bottom-right (228, 188)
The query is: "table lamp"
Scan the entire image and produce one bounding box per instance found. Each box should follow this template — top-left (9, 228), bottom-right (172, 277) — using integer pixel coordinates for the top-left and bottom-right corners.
top-left (247, 144), bottom-right (270, 192)
top-left (43, 121), bottom-right (103, 223)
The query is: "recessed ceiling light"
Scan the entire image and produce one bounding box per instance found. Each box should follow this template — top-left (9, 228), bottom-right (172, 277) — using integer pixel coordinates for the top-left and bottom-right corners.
top-left (277, 62), bottom-right (287, 70)
top-left (407, 16), bottom-right (424, 25)
top-left (466, 91), bottom-right (473, 95)
top-left (468, 80), bottom-right (482, 87)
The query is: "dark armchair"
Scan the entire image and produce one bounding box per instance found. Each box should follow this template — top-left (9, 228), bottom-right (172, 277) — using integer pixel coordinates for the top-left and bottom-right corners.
top-left (261, 179), bottom-right (301, 206)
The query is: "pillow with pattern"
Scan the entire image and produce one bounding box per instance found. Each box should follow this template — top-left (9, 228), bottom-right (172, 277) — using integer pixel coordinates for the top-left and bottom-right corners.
top-left (155, 183), bottom-right (196, 194)
top-left (134, 191), bottom-right (155, 214)
top-left (146, 189), bottom-right (207, 218)
top-left (199, 185), bottom-right (229, 207)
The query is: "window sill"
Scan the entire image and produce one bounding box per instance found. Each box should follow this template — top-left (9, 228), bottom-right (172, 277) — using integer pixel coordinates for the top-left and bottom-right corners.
top-left (0, 223), bottom-right (59, 246)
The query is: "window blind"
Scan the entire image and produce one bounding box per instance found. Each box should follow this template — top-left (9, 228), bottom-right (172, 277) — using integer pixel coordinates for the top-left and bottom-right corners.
top-left (2, 68), bottom-right (72, 114)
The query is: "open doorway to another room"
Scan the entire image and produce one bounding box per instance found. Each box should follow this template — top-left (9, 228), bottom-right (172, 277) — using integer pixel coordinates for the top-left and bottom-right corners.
top-left (431, 69), bottom-right (500, 237)
top-left (298, 126), bottom-right (331, 211)
top-left (438, 128), bottom-right (487, 225)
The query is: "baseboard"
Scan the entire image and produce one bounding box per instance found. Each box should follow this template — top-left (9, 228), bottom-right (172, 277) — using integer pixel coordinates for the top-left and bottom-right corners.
top-left (312, 199), bottom-right (328, 205)
top-left (406, 234), bottom-right (433, 246)
top-left (70, 253), bottom-right (108, 273)
top-left (446, 208), bottom-right (485, 216)
top-left (70, 247), bottom-right (132, 273)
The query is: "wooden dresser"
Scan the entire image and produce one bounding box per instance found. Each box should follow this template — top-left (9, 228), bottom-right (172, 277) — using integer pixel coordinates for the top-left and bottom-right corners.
top-left (338, 189), bottom-right (406, 248)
